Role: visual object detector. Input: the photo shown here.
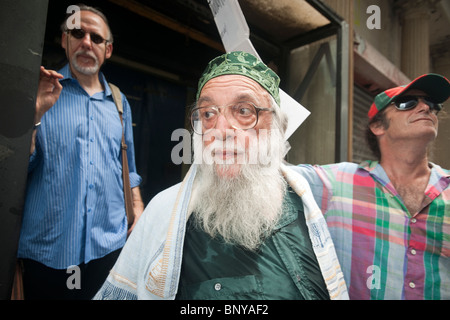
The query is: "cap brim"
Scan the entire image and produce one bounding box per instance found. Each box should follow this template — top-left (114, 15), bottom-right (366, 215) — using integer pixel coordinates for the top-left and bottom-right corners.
top-left (402, 73), bottom-right (450, 103)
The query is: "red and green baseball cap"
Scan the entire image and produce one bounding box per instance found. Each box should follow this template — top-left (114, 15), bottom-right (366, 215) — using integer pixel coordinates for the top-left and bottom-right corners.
top-left (368, 73), bottom-right (450, 119)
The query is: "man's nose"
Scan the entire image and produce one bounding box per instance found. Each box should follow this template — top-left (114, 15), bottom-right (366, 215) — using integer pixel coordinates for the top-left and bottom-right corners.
top-left (80, 33), bottom-right (93, 48)
top-left (416, 98), bottom-right (432, 113)
top-left (213, 113), bottom-right (235, 140)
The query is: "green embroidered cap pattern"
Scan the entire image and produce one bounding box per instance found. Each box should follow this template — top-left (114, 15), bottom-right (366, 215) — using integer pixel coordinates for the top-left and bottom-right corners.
top-left (197, 51), bottom-right (281, 106)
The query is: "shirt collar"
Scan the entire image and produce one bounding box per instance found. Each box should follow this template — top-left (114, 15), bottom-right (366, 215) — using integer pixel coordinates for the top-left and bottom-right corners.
top-left (274, 187), bottom-right (301, 230)
top-left (58, 63), bottom-right (72, 80)
top-left (358, 160), bottom-right (390, 186)
top-left (428, 162), bottom-right (450, 195)
top-left (430, 162), bottom-right (450, 179)
top-left (58, 63), bottom-right (112, 97)
top-left (358, 160), bottom-right (450, 190)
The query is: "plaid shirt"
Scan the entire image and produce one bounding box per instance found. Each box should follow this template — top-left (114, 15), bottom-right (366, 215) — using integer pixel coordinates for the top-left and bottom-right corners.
top-left (296, 161), bottom-right (450, 300)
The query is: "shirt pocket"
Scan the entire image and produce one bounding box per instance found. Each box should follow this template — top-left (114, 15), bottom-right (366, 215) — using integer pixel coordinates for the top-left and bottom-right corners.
top-left (177, 275), bottom-right (264, 300)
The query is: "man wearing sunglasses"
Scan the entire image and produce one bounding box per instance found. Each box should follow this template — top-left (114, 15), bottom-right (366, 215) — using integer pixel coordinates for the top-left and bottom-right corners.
top-left (297, 73), bottom-right (450, 299)
top-left (18, 5), bottom-right (143, 299)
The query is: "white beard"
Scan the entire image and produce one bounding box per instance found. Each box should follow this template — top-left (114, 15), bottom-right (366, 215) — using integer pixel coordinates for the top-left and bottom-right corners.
top-left (71, 50), bottom-right (100, 75)
top-left (189, 127), bottom-right (287, 251)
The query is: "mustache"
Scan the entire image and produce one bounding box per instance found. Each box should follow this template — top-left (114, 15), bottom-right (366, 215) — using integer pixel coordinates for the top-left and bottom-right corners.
top-left (74, 50), bottom-right (98, 62)
top-left (209, 141), bottom-right (246, 155)
top-left (204, 139), bottom-right (246, 164)
top-left (192, 128), bottom-right (285, 166)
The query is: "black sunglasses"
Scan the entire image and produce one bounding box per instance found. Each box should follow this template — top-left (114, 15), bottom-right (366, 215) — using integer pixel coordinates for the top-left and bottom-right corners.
top-left (393, 95), bottom-right (442, 113)
top-left (68, 28), bottom-right (108, 45)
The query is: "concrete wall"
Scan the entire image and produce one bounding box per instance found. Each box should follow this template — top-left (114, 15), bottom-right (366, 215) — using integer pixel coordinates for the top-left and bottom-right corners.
top-left (431, 50), bottom-right (450, 168)
top-left (287, 38), bottom-right (337, 165)
top-left (352, 0), bottom-right (402, 68)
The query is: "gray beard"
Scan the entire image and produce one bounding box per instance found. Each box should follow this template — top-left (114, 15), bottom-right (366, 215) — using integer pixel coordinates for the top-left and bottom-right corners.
top-left (71, 50), bottom-right (100, 75)
top-left (189, 128), bottom-right (287, 251)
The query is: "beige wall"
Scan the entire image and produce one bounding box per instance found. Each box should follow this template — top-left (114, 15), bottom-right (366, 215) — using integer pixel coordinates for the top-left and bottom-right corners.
top-left (431, 50), bottom-right (450, 168)
top-left (287, 39), bottom-right (337, 165)
top-left (352, 0), bottom-right (402, 66)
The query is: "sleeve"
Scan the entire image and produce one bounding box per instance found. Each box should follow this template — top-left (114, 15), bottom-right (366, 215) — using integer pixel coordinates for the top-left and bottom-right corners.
top-left (28, 148), bottom-right (38, 172)
top-left (122, 95), bottom-right (142, 188)
top-left (294, 164), bottom-right (335, 214)
top-left (28, 130), bottom-right (43, 173)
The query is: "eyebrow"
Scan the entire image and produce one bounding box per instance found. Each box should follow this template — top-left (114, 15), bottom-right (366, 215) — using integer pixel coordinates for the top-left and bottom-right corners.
top-left (197, 96), bottom-right (212, 106)
top-left (236, 93), bottom-right (258, 102)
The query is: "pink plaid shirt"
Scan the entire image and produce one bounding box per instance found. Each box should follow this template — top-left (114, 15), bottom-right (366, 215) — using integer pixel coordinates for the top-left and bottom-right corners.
top-left (295, 161), bottom-right (450, 300)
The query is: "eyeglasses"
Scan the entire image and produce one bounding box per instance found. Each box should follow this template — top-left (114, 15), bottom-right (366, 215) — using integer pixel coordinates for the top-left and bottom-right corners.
top-left (393, 96), bottom-right (442, 114)
top-left (190, 101), bottom-right (273, 135)
top-left (67, 28), bottom-right (109, 45)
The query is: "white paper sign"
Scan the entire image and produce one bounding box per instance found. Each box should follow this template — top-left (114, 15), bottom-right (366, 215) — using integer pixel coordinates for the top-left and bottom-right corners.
top-left (207, 0), bottom-right (310, 139)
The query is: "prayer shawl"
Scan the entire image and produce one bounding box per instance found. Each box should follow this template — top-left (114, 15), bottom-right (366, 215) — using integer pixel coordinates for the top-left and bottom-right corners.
top-left (94, 164), bottom-right (349, 300)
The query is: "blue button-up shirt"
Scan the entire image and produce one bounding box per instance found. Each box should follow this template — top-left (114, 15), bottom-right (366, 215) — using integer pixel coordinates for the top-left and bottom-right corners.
top-left (18, 64), bottom-right (142, 269)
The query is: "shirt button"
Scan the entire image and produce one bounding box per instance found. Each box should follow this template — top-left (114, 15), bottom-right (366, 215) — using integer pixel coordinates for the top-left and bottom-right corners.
top-left (90, 138), bottom-right (94, 142)
top-left (411, 249), bottom-right (417, 255)
top-left (89, 184), bottom-right (94, 189)
top-left (409, 282), bottom-right (416, 289)
top-left (214, 283), bottom-right (221, 291)
top-left (411, 218), bottom-right (417, 224)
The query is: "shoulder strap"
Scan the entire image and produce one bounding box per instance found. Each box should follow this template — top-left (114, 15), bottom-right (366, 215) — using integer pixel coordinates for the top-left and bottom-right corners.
top-left (108, 82), bottom-right (135, 226)
top-left (109, 82), bottom-right (123, 114)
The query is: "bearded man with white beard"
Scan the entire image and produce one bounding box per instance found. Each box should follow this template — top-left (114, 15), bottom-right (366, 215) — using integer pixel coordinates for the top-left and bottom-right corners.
top-left (18, 5), bottom-right (143, 299)
top-left (94, 51), bottom-right (348, 300)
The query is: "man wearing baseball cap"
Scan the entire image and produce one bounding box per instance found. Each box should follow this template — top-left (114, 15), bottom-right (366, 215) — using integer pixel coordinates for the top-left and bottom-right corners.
top-left (297, 73), bottom-right (450, 299)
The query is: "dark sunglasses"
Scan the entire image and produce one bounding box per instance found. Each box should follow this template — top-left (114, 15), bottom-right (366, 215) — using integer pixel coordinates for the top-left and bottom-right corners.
top-left (393, 95), bottom-right (442, 113)
top-left (68, 28), bottom-right (108, 45)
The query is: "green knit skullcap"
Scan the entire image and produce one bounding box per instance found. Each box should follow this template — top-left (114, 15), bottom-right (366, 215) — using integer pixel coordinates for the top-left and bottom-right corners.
top-left (197, 51), bottom-right (281, 106)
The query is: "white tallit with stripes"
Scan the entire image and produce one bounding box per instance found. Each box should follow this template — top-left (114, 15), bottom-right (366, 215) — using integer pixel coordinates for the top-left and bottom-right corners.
top-left (94, 163), bottom-right (348, 300)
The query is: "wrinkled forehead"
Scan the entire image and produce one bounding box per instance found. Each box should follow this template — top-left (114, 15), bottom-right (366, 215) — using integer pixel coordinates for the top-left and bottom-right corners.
top-left (199, 74), bottom-right (272, 106)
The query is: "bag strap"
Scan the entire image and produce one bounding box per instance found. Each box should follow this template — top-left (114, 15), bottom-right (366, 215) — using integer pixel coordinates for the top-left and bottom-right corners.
top-left (109, 83), bottom-right (134, 226)
top-left (109, 83), bottom-right (123, 113)
top-left (11, 260), bottom-right (24, 300)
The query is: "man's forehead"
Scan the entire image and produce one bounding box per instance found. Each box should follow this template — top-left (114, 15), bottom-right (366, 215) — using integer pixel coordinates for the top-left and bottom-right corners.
top-left (80, 11), bottom-right (107, 29)
top-left (198, 75), bottom-right (270, 107)
top-left (201, 75), bottom-right (270, 97)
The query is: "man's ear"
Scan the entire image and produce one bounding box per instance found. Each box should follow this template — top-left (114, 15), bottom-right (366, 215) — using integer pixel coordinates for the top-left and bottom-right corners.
top-left (369, 120), bottom-right (385, 137)
top-left (61, 32), bottom-right (67, 50)
top-left (105, 42), bottom-right (113, 59)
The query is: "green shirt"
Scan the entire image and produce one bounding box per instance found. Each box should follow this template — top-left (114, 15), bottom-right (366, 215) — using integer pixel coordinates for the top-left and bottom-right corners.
top-left (175, 188), bottom-right (330, 300)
